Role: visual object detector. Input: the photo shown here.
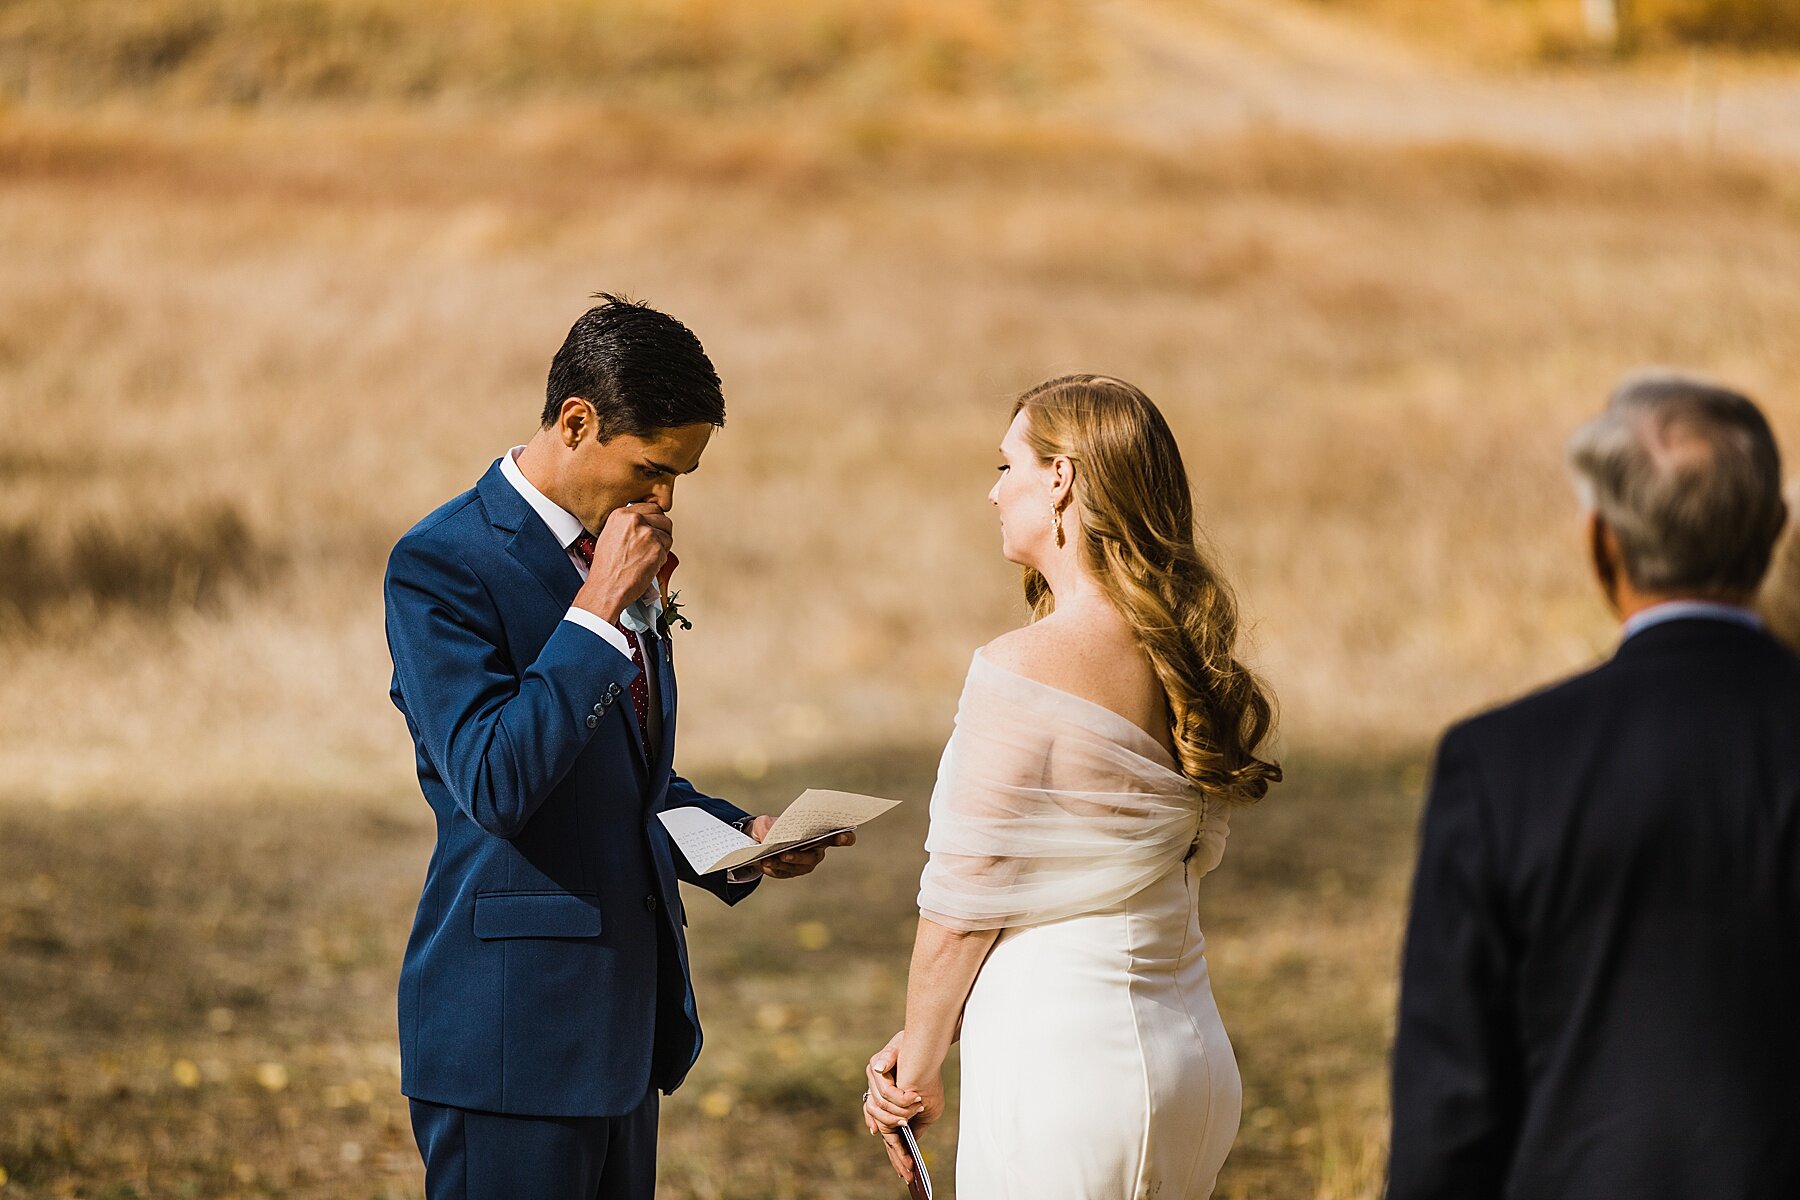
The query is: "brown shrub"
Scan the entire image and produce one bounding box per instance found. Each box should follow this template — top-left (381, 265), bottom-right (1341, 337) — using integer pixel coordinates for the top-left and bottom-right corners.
top-left (1304, 0), bottom-right (1800, 59)
top-left (0, 502), bottom-right (278, 625)
top-left (1631, 0), bottom-right (1800, 49)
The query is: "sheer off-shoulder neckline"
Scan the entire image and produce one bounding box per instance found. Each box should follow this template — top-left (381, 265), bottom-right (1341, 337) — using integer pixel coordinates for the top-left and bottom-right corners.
top-left (971, 650), bottom-right (1183, 775)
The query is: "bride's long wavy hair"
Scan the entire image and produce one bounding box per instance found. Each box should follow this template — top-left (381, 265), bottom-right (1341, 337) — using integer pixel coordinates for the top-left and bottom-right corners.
top-left (1013, 374), bottom-right (1281, 803)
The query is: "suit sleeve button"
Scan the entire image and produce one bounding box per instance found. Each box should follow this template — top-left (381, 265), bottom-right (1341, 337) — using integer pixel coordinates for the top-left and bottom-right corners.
top-left (585, 714), bottom-right (599, 729)
top-left (644, 895), bottom-right (659, 912)
top-left (610, 683), bottom-right (623, 697)
top-left (593, 702), bottom-right (606, 715)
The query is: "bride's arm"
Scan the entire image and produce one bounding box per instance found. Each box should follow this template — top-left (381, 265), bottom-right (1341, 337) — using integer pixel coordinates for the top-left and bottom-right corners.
top-left (865, 657), bottom-right (1036, 1135)
top-left (864, 916), bottom-right (997, 1136)
top-left (901, 916), bottom-right (997, 1080)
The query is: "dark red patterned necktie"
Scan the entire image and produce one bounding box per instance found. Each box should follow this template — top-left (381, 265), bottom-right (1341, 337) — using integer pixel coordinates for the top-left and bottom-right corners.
top-left (568, 533), bottom-right (652, 750)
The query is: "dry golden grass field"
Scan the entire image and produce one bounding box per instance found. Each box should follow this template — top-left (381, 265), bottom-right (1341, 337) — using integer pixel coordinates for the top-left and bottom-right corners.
top-left (4, 1), bottom-right (1800, 1197)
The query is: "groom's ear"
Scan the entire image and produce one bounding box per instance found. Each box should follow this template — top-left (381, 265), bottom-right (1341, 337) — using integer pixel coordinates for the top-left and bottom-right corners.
top-left (550, 396), bottom-right (601, 449)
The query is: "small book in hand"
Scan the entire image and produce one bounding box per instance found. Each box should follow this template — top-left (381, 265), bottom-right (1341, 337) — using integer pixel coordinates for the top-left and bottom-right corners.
top-left (897, 1122), bottom-right (933, 1200)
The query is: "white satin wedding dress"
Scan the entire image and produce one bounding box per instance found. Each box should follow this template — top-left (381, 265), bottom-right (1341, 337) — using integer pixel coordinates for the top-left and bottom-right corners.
top-left (917, 652), bottom-right (1240, 1199)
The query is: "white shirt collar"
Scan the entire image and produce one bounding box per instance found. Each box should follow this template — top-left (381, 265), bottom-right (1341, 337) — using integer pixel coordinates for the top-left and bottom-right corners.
top-left (499, 446), bottom-right (586, 550)
top-left (1621, 599), bottom-right (1764, 642)
top-left (499, 445), bottom-right (665, 631)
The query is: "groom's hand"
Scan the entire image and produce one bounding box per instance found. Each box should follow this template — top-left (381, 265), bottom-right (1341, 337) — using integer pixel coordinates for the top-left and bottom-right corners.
top-left (743, 815), bottom-right (856, 879)
top-left (575, 501), bottom-right (672, 624)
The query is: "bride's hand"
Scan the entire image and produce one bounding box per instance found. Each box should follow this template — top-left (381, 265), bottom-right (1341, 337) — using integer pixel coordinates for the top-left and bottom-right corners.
top-left (863, 1030), bottom-right (922, 1133)
top-left (895, 1070), bottom-right (946, 1136)
top-left (862, 1030), bottom-right (945, 1187)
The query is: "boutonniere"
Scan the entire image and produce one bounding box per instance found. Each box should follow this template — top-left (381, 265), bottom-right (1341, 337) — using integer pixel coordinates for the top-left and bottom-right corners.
top-left (655, 552), bottom-right (692, 639)
top-left (658, 592), bottom-right (692, 639)
top-left (620, 551), bottom-right (694, 641)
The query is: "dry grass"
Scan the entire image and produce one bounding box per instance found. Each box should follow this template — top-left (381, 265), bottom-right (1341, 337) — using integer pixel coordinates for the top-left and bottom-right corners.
top-left (6, 3), bottom-right (1800, 1193)
top-left (1630, 0), bottom-right (1800, 49)
top-left (1290, 0), bottom-right (1591, 63)
top-left (0, 748), bottom-right (1421, 1199)
top-left (0, 499), bottom-right (274, 629)
top-left (4, 107), bottom-right (1798, 799)
top-left (0, 0), bottom-right (1090, 107)
top-left (1298, 0), bottom-right (1800, 61)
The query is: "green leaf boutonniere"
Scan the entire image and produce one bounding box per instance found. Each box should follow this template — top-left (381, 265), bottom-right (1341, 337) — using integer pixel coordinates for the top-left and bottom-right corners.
top-left (657, 591), bottom-right (692, 639)
top-left (655, 552), bottom-right (691, 639)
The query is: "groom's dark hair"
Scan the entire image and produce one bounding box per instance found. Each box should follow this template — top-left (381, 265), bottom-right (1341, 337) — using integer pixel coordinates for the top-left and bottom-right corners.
top-left (542, 293), bottom-right (725, 439)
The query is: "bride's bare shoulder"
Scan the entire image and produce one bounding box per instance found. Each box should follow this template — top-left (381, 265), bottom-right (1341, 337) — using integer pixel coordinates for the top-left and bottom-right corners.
top-left (980, 622), bottom-right (1057, 673)
top-left (979, 616), bottom-right (1170, 752)
top-left (979, 617), bottom-right (1125, 696)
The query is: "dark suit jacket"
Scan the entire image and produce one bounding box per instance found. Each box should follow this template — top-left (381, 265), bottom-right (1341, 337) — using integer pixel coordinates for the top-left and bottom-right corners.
top-left (384, 460), bottom-right (756, 1118)
top-left (1390, 616), bottom-right (1800, 1200)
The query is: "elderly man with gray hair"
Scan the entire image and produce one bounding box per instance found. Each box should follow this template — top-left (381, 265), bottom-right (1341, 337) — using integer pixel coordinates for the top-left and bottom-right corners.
top-left (1387, 371), bottom-right (1800, 1200)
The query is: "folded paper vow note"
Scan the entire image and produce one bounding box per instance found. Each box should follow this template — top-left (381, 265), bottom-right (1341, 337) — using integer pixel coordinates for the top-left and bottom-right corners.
top-left (657, 790), bottom-right (900, 875)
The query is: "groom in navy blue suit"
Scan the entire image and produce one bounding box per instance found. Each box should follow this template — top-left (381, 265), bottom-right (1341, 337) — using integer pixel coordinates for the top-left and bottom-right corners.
top-left (385, 294), bottom-right (851, 1198)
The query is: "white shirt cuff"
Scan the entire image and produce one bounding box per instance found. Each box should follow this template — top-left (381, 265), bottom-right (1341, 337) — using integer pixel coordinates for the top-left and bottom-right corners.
top-left (563, 608), bottom-right (633, 659)
top-left (725, 816), bottom-right (761, 884)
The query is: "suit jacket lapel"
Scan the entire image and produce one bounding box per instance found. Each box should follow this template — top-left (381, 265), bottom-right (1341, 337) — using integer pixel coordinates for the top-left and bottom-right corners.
top-left (479, 462), bottom-right (585, 609)
top-left (651, 630), bottom-right (677, 779)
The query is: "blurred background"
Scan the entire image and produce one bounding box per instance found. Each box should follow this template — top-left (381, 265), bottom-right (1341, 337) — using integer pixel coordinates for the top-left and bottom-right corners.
top-left (3, 0), bottom-right (1800, 1196)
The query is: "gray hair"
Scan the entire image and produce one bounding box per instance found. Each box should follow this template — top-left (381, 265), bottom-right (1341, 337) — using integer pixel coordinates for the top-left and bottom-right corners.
top-left (1567, 370), bottom-right (1786, 597)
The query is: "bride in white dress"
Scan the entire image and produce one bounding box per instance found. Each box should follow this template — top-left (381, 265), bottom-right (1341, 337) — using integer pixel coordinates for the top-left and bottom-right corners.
top-left (862, 375), bottom-right (1281, 1198)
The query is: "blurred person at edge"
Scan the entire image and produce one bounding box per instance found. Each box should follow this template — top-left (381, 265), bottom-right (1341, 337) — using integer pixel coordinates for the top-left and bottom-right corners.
top-left (1758, 481), bottom-right (1800, 652)
top-left (383, 294), bottom-right (853, 1200)
top-left (1388, 371), bottom-right (1800, 1200)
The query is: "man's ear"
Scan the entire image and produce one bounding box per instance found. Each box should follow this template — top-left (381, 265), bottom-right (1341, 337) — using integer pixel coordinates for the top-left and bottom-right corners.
top-left (553, 396), bottom-right (594, 448)
top-left (1588, 510), bottom-right (1622, 615)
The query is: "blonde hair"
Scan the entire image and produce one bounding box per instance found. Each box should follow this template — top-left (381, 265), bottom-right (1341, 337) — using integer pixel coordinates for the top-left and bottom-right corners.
top-left (1013, 375), bottom-right (1280, 803)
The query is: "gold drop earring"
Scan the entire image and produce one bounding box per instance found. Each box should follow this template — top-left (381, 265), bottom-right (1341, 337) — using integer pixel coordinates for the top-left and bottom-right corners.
top-left (1053, 505), bottom-right (1065, 548)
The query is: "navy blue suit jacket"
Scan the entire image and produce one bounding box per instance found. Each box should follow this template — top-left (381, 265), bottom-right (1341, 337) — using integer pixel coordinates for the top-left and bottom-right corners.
top-left (384, 460), bottom-right (757, 1118)
top-left (1390, 618), bottom-right (1800, 1199)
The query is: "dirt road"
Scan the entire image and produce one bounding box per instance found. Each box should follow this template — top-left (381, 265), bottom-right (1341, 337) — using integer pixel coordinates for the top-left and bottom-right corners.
top-left (1081, 0), bottom-right (1800, 158)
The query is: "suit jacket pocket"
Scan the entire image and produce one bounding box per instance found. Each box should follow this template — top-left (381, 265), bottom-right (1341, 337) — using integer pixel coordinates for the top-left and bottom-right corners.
top-left (471, 890), bottom-right (602, 939)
